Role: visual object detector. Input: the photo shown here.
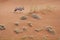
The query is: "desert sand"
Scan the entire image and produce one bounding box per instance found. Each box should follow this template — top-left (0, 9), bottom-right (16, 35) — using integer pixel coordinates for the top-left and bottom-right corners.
top-left (0, 0), bottom-right (60, 40)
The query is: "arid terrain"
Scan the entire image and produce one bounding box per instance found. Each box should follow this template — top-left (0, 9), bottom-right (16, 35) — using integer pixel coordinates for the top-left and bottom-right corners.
top-left (0, 0), bottom-right (60, 40)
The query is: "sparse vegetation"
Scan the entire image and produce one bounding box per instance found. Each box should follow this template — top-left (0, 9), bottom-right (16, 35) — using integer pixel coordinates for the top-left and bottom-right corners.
top-left (0, 25), bottom-right (5, 30)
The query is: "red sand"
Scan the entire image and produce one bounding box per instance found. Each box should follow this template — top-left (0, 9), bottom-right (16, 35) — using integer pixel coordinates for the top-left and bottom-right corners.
top-left (0, 0), bottom-right (60, 40)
